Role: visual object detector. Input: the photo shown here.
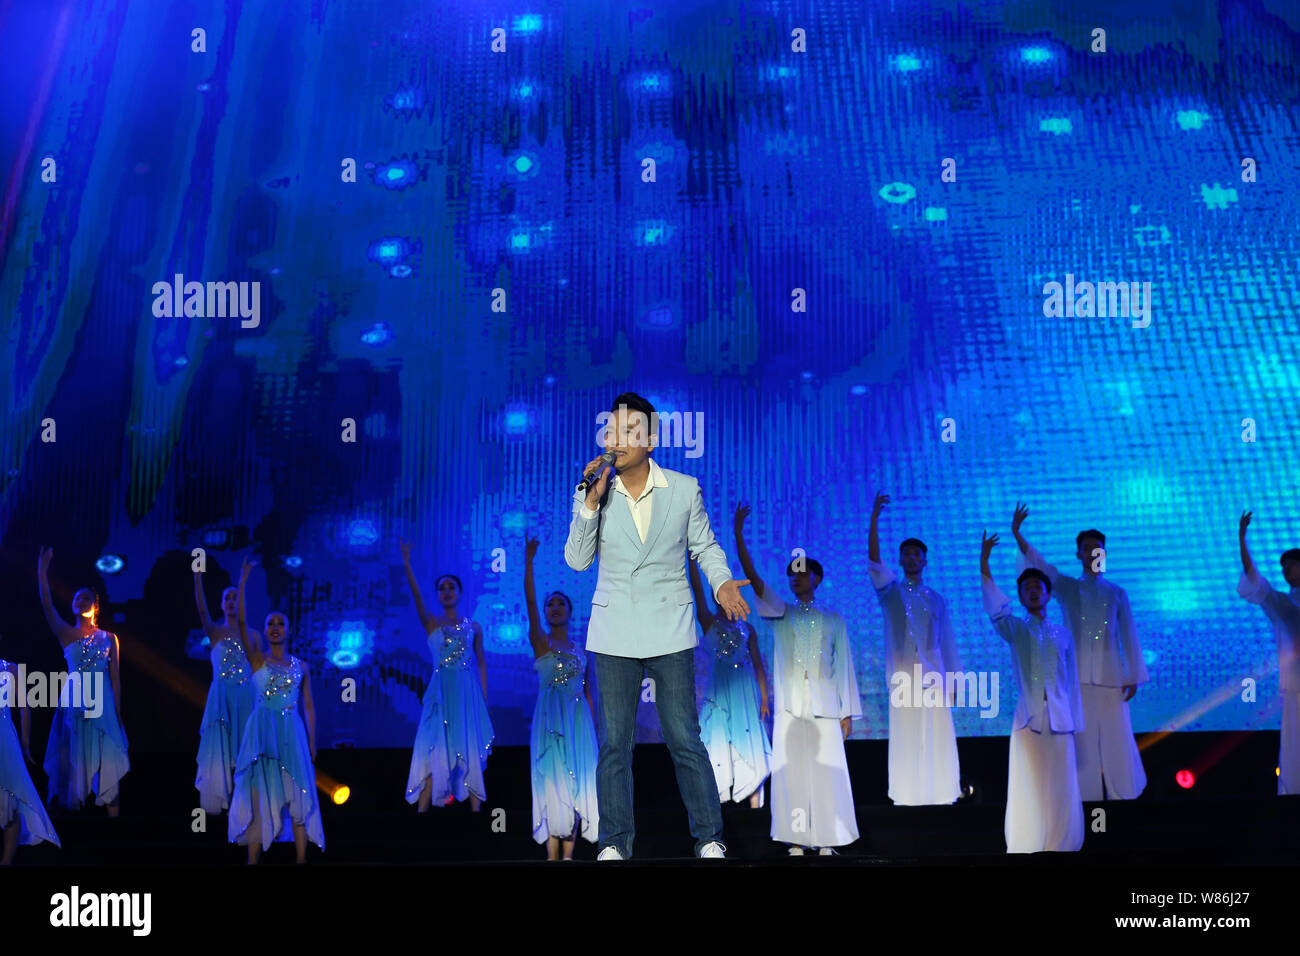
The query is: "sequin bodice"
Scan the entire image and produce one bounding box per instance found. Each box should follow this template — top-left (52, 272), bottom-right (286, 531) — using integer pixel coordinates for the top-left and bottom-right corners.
top-left (432, 619), bottom-right (476, 670)
top-left (253, 657), bottom-right (304, 711)
top-left (535, 645), bottom-right (585, 696)
top-left (212, 637), bottom-right (251, 684)
top-left (708, 619), bottom-right (751, 668)
top-left (65, 631), bottom-right (112, 672)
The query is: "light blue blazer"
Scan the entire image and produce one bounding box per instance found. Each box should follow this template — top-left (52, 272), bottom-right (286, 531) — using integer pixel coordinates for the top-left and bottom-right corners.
top-left (564, 464), bottom-right (733, 659)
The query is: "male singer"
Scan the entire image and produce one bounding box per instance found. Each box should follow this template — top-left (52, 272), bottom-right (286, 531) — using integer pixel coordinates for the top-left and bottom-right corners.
top-left (565, 392), bottom-right (751, 860)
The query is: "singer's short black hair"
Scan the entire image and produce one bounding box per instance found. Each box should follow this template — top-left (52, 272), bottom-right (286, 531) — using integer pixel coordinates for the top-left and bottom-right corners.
top-left (1281, 549), bottom-right (1300, 568)
top-left (610, 391), bottom-right (656, 439)
top-left (899, 538), bottom-right (928, 555)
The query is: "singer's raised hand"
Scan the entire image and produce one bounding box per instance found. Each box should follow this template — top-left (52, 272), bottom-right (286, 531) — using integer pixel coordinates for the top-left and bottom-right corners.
top-left (582, 456), bottom-right (611, 510)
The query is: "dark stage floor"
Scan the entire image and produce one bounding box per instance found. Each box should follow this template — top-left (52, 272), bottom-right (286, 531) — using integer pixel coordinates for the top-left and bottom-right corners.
top-left (12, 733), bottom-right (1298, 866)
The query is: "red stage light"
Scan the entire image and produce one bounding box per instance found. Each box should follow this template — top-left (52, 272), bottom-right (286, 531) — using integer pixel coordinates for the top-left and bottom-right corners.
top-left (1175, 769), bottom-right (1195, 789)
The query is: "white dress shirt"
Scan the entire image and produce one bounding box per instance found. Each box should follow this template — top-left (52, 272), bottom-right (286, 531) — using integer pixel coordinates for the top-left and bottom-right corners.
top-left (578, 457), bottom-right (668, 543)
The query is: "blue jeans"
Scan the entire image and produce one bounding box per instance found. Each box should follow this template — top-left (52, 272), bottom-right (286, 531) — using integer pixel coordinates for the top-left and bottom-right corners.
top-left (591, 649), bottom-right (724, 858)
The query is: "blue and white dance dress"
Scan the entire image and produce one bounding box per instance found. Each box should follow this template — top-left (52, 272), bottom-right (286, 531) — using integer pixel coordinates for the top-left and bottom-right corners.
top-left (530, 645), bottom-right (599, 842)
top-left (405, 619), bottom-right (494, 805)
top-left (228, 656), bottom-right (325, 851)
top-left (699, 619), bottom-right (772, 804)
top-left (0, 661), bottom-right (60, 847)
top-left (43, 630), bottom-right (130, 809)
top-left (195, 637), bottom-right (254, 814)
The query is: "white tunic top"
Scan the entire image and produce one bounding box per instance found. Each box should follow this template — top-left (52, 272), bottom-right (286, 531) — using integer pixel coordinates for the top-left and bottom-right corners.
top-left (867, 560), bottom-right (962, 681)
top-left (756, 590), bottom-right (862, 721)
top-left (1020, 545), bottom-right (1148, 687)
top-left (1238, 569), bottom-right (1300, 693)
top-left (983, 578), bottom-right (1084, 734)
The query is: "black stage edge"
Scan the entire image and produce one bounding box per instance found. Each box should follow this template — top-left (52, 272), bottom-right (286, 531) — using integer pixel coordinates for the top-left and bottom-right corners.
top-left (1, 733), bottom-right (1295, 940)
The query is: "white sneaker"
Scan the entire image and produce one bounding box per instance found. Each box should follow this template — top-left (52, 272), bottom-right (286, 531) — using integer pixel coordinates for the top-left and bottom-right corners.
top-left (597, 846), bottom-right (625, 861)
top-left (818, 847), bottom-right (838, 856)
top-left (698, 842), bottom-right (726, 859)
top-left (787, 846), bottom-right (805, 856)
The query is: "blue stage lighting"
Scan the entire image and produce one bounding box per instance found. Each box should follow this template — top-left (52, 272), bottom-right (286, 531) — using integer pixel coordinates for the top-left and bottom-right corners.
top-left (375, 159), bottom-right (418, 190)
top-left (201, 530), bottom-right (229, 548)
top-left (1176, 110), bottom-right (1209, 130)
top-left (348, 520), bottom-right (379, 547)
top-left (892, 54), bottom-right (922, 72)
top-left (326, 622), bottom-right (374, 668)
top-left (878, 182), bottom-right (916, 204)
top-left (95, 554), bottom-right (125, 574)
top-left (639, 306), bottom-right (675, 329)
top-left (368, 237), bottom-right (409, 266)
top-left (504, 405), bottom-right (531, 435)
top-left (1020, 46), bottom-right (1052, 64)
top-left (361, 322), bottom-right (393, 346)
top-left (1039, 117), bottom-right (1072, 135)
top-left (512, 14), bottom-right (543, 34)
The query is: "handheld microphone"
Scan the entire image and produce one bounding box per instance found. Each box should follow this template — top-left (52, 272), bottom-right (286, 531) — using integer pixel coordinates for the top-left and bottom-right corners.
top-left (577, 452), bottom-right (616, 493)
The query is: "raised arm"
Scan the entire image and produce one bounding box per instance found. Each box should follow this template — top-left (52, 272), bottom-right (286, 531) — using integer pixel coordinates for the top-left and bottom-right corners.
top-left (868, 492), bottom-right (888, 564)
top-left (1011, 501), bottom-right (1063, 584)
top-left (236, 558), bottom-right (265, 671)
top-left (981, 531), bottom-right (1020, 644)
top-left (980, 530), bottom-right (999, 584)
top-left (687, 558), bottom-right (715, 633)
top-left (37, 548), bottom-right (77, 647)
top-left (1239, 511), bottom-right (1256, 576)
top-left (1010, 502), bottom-right (1032, 555)
top-left (524, 536), bottom-right (549, 657)
top-left (733, 503), bottom-right (766, 600)
top-left (400, 541), bottom-right (436, 633)
top-left (193, 568), bottom-right (217, 638)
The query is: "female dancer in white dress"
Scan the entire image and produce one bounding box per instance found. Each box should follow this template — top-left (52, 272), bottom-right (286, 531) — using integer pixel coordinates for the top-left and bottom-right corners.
top-left (37, 548), bottom-right (129, 816)
top-left (0, 648), bottom-right (60, 863)
top-left (227, 558), bottom-right (324, 863)
top-left (689, 544), bottom-right (771, 809)
top-left (525, 536), bottom-right (598, 859)
top-left (193, 569), bottom-right (260, 815)
top-left (400, 543), bottom-right (493, 812)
